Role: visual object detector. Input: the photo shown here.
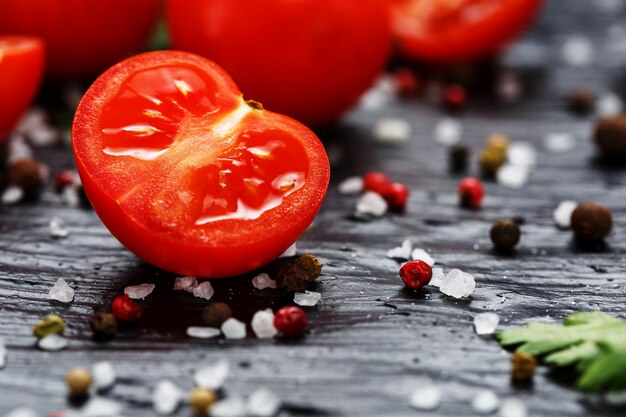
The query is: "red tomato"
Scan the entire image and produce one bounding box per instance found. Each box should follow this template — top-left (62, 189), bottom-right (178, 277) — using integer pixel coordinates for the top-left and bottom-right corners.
top-left (166, 0), bottom-right (391, 126)
top-left (0, 0), bottom-right (160, 80)
top-left (72, 51), bottom-right (330, 278)
top-left (0, 36), bottom-right (45, 140)
top-left (392, 0), bottom-right (543, 62)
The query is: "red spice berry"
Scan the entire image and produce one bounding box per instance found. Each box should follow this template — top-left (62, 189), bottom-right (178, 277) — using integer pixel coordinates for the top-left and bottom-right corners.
top-left (382, 182), bottom-right (410, 210)
top-left (111, 295), bottom-right (143, 321)
top-left (458, 177), bottom-right (485, 209)
top-left (392, 68), bottom-right (420, 97)
top-left (363, 172), bottom-right (390, 195)
top-left (54, 170), bottom-right (78, 193)
top-left (273, 306), bottom-right (308, 337)
top-left (399, 260), bottom-right (432, 289)
top-left (443, 84), bottom-right (467, 111)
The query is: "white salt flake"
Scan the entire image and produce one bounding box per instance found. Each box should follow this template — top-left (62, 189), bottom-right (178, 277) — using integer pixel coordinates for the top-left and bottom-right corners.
top-left (499, 398), bottom-right (527, 417)
top-left (211, 396), bottom-right (247, 417)
top-left (7, 134), bottom-right (33, 162)
top-left (497, 72), bottom-right (522, 102)
top-left (561, 36), bottom-right (594, 67)
top-left (554, 200), bottom-right (578, 228)
top-left (61, 186), bottom-right (80, 208)
top-left (605, 390), bottom-right (626, 405)
top-left (356, 191), bottom-right (388, 217)
top-left (221, 318), bottom-right (246, 339)
top-left (251, 309), bottom-right (277, 339)
top-left (187, 326), bottom-right (221, 339)
top-left (433, 118), bottom-right (462, 146)
top-left (440, 269), bottom-right (475, 298)
top-left (430, 268), bottom-right (445, 288)
top-left (48, 278), bottom-right (74, 303)
top-left (474, 313), bottom-right (500, 335)
top-left (0, 339), bottom-right (5, 369)
top-left (49, 217), bottom-right (69, 238)
top-left (596, 92), bottom-right (623, 116)
top-left (359, 76), bottom-right (394, 110)
top-left (411, 248), bottom-right (434, 266)
top-left (408, 387), bottom-right (442, 411)
top-left (173, 276), bottom-right (198, 292)
top-left (2, 186), bottom-right (24, 205)
top-left (252, 273), bottom-right (276, 290)
top-left (153, 380), bottom-right (182, 415)
top-left (373, 118), bottom-right (412, 145)
top-left (497, 164), bottom-right (530, 189)
top-left (82, 397), bottom-right (121, 417)
top-left (386, 239), bottom-right (412, 260)
top-left (124, 283), bottom-right (155, 299)
top-left (472, 390), bottom-right (500, 414)
top-left (194, 360), bottom-right (229, 390)
top-left (4, 408), bottom-right (37, 417)
top-left (247, 388), bottom-right (281, 417)
top-left (544, 132), bottom-right (575, 153)
top-left (279, 242), bottom-right (297, 257)
top-left (507, 142), bottom-right (536, 167)
top-left (294, 290), bottom-right (321, 307)
top-left (37, 334), bottom-right (68, 351)
top-left (192, 281), bottom-right (214, 300)
top-left (92, 361), bottom-right (116, 391)
top-left (338, 176), bottom-right (364, 195)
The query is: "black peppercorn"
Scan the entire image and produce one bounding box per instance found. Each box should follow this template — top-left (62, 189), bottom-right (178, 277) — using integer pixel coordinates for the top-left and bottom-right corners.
top-left (490, 219), bottom-right (521, 251)
top-left (276, 264), bottom-right (310, 291)
top-left (571, 202), bottom-right (612, 241)
top-left (593, 115), bottom-right (626, 160)
top-left (202, 302), bottom-right (232, 328)
top-left (8, 157), bottom-right (45, 197)
top-left (567, 89), bottom-right (595, 115)
top-left (448, 144), bottom-right (469, 172)
top-left (89, 312), bottom-right (118, 341)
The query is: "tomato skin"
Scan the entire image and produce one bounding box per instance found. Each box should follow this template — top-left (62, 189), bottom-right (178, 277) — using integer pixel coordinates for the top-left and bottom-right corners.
top-left (392, 0), bottom-right (543, 63)
top-left (0, 0), bottom-right (160, 80)
top-left (73, 51), bottom-right (330, 278)
top-left (166, 0), bottom-right (391, 126)
top-left (0, 36), bottom-right (45, 140)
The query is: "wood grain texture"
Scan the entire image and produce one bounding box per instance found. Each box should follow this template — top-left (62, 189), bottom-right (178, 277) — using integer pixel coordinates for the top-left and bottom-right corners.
top-left (2, 0), bottom-right (626, 415)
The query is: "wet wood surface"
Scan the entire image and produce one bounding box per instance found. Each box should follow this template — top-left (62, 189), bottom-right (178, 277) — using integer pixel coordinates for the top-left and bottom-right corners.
top-left (1, 0), bottom-right (626, 415)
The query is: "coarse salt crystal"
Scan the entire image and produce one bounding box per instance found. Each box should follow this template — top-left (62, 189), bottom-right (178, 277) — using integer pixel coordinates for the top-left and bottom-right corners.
top-left (507, 142), bottom-right (536, 167)
top-left (561, 36), bottom-right (594, 67)
top-left (194, 360), bottom-right (229, 390)
top-left (48, 277), bottom-right (74, 303)
top-left (433, 118), bottom-right (462, 146)
top-left (247, 388), bottom-right (281, 417)
top-left (499, 398), bottom-right (527, 417)
top-left (338, 176), bottom-right (364, 195)
top-left (92, 361), bottom-right (116, 391)
top-left (193, 281), bottom-right (215, 300)
top-left (279, 242), bottom-right (297, 257)
top-left (430, 268), bottom-right (445, 287)
top-left (124, 283), bottom-right (155, 299)
top-left (153, 380), bottom-right (182, 415)
top-left (4, 408), bottom-right (38, 417)
top-left (61, 186), bottom-right (80, 208)
top-left (408, 387), bottom-right (442, 410)
top-left (440, 269), bottom-right (475, 299)
top-left (544, 132), bottom-right (576, 153)
top-left (0, 339), bottom-right (6, 369)
top-left (386, 239), bottom-right (412, 260)
top-left (356, 192), bottom-right (388, 217)
top-left (605, 390), bottom-right (626, 405)
top-left (411, 248), bottom-right (434, 266)
top-left (8, 135), bottom-right (32, 162)
top-left (294, 290), bottom-right (322, 307)
top-left (252, 273), bottom-right (276, 290)
top-left (221, 318), bottom-right (246, 339)
top-left (474, 313), bottom-right (500, 335)
top-left (81, 397), bottom-right (122, 417)
top-left (187, 326), bottom-right (221, 339)
top-left (2, 186), bottom-right (24, 205)
top-left (49, 217), bottom-right (69, 238)
top-left (597, 92), bottom-right (623, 116)
top-left (554, 200), bottom-right (577, 228)
top-left (211, 396), bottom-right (247, 417)
top-left (251, 309), bottom-right (277, 339)
top-left (497, 164), bottom-right (529, 189)
top-left (173, 276), bottom-right (198, 292)
top-left (373, 118), bottom-right (412, 145)
top-left (38, 334), bottom-right (68, 351)
top-left (472, 390), bottom-right (500, 414)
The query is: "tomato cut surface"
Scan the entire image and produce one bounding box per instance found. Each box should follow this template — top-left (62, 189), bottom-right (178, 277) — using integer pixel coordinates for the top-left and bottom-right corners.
top-left (73, 51), bottom-right (330, 278)
top-left (392, 0), bottom-right (543, 62)
top-left (0, 36), bottom-right (45, 140)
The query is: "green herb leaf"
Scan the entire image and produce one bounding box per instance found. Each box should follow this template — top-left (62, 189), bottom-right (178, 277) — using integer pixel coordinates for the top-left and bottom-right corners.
top-left (496, 311), bottom-right (626, 391)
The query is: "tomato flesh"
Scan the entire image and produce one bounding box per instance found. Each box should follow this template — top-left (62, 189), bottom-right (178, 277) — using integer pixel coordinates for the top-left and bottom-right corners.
top-left (0, 36), bottom-right (45, 140)
top-left (73, 52), bottom-right (330, 278)
top-left (392, 0), bottom-right (543, 62)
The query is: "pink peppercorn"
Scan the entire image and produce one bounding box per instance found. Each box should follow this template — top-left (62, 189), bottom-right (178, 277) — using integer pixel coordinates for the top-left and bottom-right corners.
top-left (382, 182), bottom-right (410, 210)
top-left (399, 260), bottom-right (432, 289)
top-left (363, 172), bottom-right (390, 195)
top-left (274, 306), bottom-right (308, 337)
top-left (54, 170), bottom-right (78, 193)
top-left (458, 177), bottom-right (484, 209)
top-left (443, 84), bottom-right (467, 111)
top-left (111, 295), bottom-right (143, 321)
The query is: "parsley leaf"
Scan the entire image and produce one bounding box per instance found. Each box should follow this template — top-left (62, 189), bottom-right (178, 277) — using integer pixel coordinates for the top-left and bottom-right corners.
top-left (496, 311), bottom-right (626, 391)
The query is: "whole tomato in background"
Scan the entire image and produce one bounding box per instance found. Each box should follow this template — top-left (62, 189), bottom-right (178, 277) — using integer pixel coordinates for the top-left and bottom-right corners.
top-left (0, 0), bottom-right (160, 80)
top-left (392, 0), bottom-right (543, 63)
top-left (0, 36), bottom-right (44, 140)
top-left (166, 0), bottom-right (391, 127)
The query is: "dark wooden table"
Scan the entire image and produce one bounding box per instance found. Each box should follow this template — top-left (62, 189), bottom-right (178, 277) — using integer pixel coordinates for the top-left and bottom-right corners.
top-left (2, 0), bottom-right (626, 415)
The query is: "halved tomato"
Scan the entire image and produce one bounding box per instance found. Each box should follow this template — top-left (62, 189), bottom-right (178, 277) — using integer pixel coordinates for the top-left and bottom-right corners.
top-left (0, 36), bottom-right (45, 140)
top-left (72, 51), bottom-right (330, 278)
top-left (392, 0), bottom-right (543, 62)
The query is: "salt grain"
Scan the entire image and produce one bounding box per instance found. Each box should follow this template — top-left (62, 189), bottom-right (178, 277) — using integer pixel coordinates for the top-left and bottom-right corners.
top-left (49, 217), bottom-right (69, 238)
top-left (433, 118), bottom-right (462, 146)
top-left (605, 390), bottom-right (626, 405)
top-left (497, 72), bottom-right (522, 102)
top-left (373, 118), bottom-right (412, 145)
top-left (474, 313), bottom-right (500, 335)
top-left (2, 186), bottom-right (24, 205)
top-left (0, 339), bottom-right (6, 369)
top-left (440, 269), bottom-right (475, 299)
top-left (338, 176), bottom-right (364, 195)
top-left (386, 239), bottom-right (412, 260)
top-left (554, 200), bottom-right (578, 228)
top-left (221, 318), bottom-right (247, 339)
top-left (497, 164), bottom-right (530, 189)
top-left (544, 132), bottom-right (575, 153)
top-left (187, 326), bottom-right (221, 339)
top-left (430, 268), bottom-right (445, 288)
top-left (48, 278), bottom-right (74, 303)
top-left (507, 142), bottom-right (536, 167)
top-left (356, 192), bottom-right (388, 217)
top-left (92, 361), bottom-right (116, 391)
top-left (4, 408), bottom-right (37, 417)
top-left (251, 309), bottom-right (277, 339)
top-left (124, 283), bottom-right (155, 299)
top-left (472, 390), bottom-right (500, 414)
top-left (61, 186), bottom-right (80, 208)
top-left (8, 135), bottom-right (33, 162)
top-left (173, 276), bottom-right (198, 292)
top-left (81, 397), bottom-right (122, 417)
top-left (408, 387), bottom-right (442, 410)
top-left (247, 388), bottom-right (281, 417)
top-left (153, 380), bottom-right (182, 415)
top-left (561, 36), bottom-right (594, 67)
top-left (499, 398), bottom-right (527, 417)
top-left (37, 334), bottom-right (68, 351)
top-left (194, 360), bottom-right (230, 390)
top-left (596, 92), bottom-right (623, 116)
top-left (279, 242), bottom-right (297, 257)
top-left (252, 273), bottom-right (277, 290)
top-left (411, 248), bottom-right (434, 266)
top-left (294, 290), bottom-right (321, 307)
top-left (211, 396), bottom-right (247, 417)
top-left (192, 281), bottom-right (214, 300)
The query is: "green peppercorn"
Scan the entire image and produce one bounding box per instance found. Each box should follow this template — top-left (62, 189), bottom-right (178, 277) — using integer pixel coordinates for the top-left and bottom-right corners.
top-left (571, 202), bottom-right (613, 241)
top-left (490, 219), bottom-right (521, 251)
top-left (479, 147), bottom-right (506, 177)
top-left (511, 351), bottom-right (537, 382)
top-left (485, 133), bottom-right (510, 153)
top-left (593, 115), bottom-right (626, 160)
top-left (66, 367), bottom-right (92, 397)
top-left (296, 254), bottom-right (322, 281)
top-left (189, 388), bottom-right (217, 415)
top-left (33, 314), bottom-right (66, 339)
top-left (89, 312), bottom-right (118, 341)
top-left (202, 302), bottom-right (232, 328)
